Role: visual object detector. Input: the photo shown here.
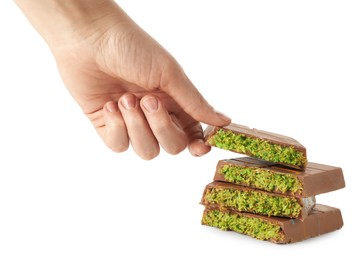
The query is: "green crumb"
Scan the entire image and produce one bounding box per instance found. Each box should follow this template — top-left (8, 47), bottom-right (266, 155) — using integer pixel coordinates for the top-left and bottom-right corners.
top-left (221, 165), bottom-right (303, 194)
top-left (204, 188), bottom-right (302, 218)
top-left (208, 129), bottom-right (307, 168)
top-left (202, 209), bottom-right (283, 242)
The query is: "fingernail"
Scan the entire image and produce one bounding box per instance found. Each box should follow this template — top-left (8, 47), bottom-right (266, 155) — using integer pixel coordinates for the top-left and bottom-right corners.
top-left (105, 102), bottom-right (118, 113)
top-left (120, 94), bottom-right (136, 110)
top-left (215, 110), bottom-right (231, 122)
top-left (142, 97), bottom-right (158, 112)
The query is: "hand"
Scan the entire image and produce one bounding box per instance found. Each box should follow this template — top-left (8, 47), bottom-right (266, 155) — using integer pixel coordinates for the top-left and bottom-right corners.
top-left (15, 0), bottom-right (231, 159)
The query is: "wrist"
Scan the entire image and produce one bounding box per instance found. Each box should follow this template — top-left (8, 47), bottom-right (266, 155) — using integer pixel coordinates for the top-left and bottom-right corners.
top-left (14, 0), bottom-right (126, 49)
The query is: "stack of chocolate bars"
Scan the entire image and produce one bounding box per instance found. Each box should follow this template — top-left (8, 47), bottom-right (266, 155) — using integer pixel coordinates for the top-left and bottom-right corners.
top-left (200, 123), bottom-right (345, 244)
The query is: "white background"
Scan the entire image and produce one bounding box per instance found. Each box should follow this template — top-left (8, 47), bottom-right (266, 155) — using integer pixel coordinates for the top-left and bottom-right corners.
top-left (0, 1), bottom-right (362, 259)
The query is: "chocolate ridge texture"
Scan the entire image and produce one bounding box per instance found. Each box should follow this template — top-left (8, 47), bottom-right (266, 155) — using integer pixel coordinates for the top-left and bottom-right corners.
top-left (202, 204), bottom-right (343, 244)
top-left (214, 157), bottom-right (345, 197)
top-left (204, 123), bottom-right (307, 169)
top-left (201, 181), bottom-right (315, 219)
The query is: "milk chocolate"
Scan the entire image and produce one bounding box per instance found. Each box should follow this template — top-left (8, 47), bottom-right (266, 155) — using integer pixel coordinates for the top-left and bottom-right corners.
top-left (202, 204), bottom-right (343, 244)
top-left (214, 157), bottom-right (345, 197)
top-left (201, 181), bottom-right (315, 219)
top-left (204, 123), bottom-right (307, 169)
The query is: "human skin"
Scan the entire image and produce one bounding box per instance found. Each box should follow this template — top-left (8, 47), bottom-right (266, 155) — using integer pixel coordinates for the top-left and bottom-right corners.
top-left (14, 0), bottom-right (231, 159)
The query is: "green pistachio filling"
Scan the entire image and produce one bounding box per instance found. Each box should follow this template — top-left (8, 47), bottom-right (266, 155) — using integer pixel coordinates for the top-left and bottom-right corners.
top-left (202, 209), bottom-right (283, 242)
top-left (204, 188), bottom-right (301, 218)
top-left (221, 165), bottom-right (303, 194)
top-left (208, 129), bottom-right (307, 168)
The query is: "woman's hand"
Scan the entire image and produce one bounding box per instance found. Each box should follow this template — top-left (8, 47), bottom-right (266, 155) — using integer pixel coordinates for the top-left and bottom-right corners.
top-left (15, 0), bottom-right (231, 159)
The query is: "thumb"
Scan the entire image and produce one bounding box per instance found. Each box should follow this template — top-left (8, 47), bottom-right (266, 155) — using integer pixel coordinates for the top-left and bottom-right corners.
top-left (161, 64), bottom-right (231, 126)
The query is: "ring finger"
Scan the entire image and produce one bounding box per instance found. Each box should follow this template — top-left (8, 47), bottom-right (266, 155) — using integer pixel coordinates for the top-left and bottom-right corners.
top-left (118, 93), bottom-right (160, 160)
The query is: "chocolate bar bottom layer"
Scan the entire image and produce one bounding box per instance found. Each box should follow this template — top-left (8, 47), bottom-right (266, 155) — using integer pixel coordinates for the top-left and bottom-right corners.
top-left (201, 204), bottom-right (343, 244)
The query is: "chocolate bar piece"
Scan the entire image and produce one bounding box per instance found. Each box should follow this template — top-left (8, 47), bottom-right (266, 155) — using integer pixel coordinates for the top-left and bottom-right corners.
top-left (204, 123), bottom-right (307, 169)
top-left (202, 204), bottom-right (343, 244)
top-left (214, 157), bottom-right (345, 197)
top-left (201, 181), bottom-right (315, 219)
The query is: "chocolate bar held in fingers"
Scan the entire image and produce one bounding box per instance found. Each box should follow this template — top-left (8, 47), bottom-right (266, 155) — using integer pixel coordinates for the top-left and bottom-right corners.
top-left (214, 157), bottom-right (345, 197)
top-left (204, 123), bottom-right (307, 169)
top-left (201, 204), bottom-right (343, 244)
top-left (201, 181), bottom-right (315, 219)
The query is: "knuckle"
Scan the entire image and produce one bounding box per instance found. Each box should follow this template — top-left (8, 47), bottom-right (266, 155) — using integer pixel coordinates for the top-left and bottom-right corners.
top-left (139, 147), bottom-right (160, 160)
top-left (111, 144), bottom-right (129, 153)
top-left (167, 142), bottom-right (187, 155)
top-left (105, 139), bottom-right (129, 153)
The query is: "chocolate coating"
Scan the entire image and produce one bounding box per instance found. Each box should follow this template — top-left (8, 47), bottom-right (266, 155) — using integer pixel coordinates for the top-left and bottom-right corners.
top-left (204, 123), bottom-right (307, 169)
top-left (214, 157), bottom-right (345, 197)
